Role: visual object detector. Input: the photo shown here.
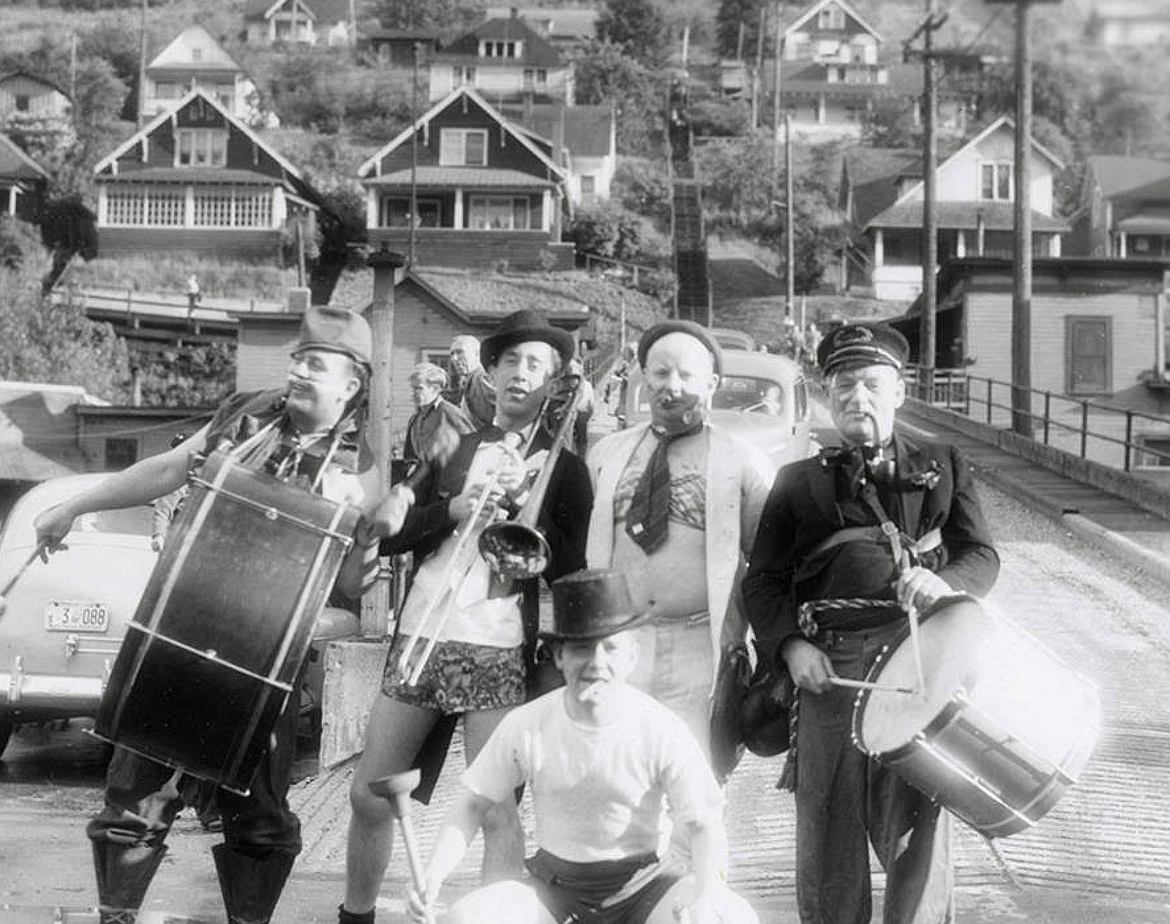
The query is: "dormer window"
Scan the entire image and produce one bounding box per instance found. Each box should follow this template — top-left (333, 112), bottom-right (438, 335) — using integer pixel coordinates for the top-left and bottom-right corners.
top-left (818, 4), bottom-right (846, 29)
top-left (480, 39), bottom-right (520, 57)
top-left (176, 128), bottom-right (227, 167)
top-left (192, 47), bottom-right (203, 62)
top-left (439, 128), bottom-right (488, 166)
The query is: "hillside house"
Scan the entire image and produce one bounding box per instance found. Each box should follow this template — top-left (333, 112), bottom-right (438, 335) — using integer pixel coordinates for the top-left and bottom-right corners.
top-left (244, 0), bottom-right (353, 46)
top-left (142, 25), bottom-right (272, 126)
top-left (840, 117), bottom-right (1068, 302)
top-left (505, 103), bottom-right (616, 205)
top-left (92, 88), bottom-right (323, 261)
top-left (428, 11), bottom-right (572, 104)
top-left (362, 29), bottom-right (441, 67)
top-left (357, 86), bottom-right (573, 271)
top-left (0, 132), bottom-right (48, 223)
top-left (1086, 0), bottom-right (1170, 47)
top-left (0, 70), bottom-right (72, 126)
top-left (235, 268), bottom-right (589, 447)
top-left (484, 7), bottom-right (599, 49)
top-left (1070, 156), bottom-right (1170, 259)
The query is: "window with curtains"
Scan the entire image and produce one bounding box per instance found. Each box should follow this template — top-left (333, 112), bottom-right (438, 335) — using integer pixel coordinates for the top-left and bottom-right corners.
top-left (439, 128), bottom-right (488, 166)
top-left (468, 196), bottom-right (530, 230)
top-left (106, 186), bottom-right (183, 226)
top-left (192, 187), bottom-right (273, 227)
top-left (980, 162), bottom-right (1012, 201)
top-left (176, 128), bottom-right (227, 167)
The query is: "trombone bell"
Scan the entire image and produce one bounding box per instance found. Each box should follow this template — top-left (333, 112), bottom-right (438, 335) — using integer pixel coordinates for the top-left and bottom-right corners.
top-left (479, 521), bottom-right (551, 580)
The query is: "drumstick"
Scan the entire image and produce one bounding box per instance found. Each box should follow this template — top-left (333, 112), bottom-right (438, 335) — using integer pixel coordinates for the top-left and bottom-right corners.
top-left (905, 601), bottom-right (928, 697)
top-left (828, 676), bottom-right (917, 696)
top-left (0, 546), bottom-right (45, 618)
top-left (368, 771), bottom-right (428, 900)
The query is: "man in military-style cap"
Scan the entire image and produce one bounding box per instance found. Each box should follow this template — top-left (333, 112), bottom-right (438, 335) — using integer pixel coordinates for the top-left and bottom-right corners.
top-left (742, 321), bottom-right (1000, 924)
top-left (35, 306), bottom-right (412, 924)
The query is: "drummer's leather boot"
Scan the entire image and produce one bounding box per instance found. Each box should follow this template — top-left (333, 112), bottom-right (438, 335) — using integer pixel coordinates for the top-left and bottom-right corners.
top-left (92, 840), bottom-right (168, 924)
top-left (212, 843), bottom-right (296, 924)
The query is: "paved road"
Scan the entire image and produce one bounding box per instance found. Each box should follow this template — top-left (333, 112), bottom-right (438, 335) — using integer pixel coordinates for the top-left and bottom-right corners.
top-left (3, 479), bottom-right (1170, 923)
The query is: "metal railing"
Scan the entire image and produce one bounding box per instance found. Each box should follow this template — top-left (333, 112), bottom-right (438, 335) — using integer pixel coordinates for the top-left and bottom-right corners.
top-left (904, 367), bottom-right (1170, 472)
top-left (578, 252), bottom-right (658, 289)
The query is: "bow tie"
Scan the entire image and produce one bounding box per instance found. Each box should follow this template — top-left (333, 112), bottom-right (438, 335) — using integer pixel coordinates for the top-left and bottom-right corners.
top-left (480, 426), bottom-right (526, 448)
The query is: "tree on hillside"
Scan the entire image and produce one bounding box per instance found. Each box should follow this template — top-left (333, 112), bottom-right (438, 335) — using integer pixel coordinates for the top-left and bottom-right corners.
top-left (573, 42), bottom-right (665, 157)
top-left (715, 0), bottom-right (766, 60)
top-left (862, 96), bottom-right (921, 148)
top-left (596, 0), bottom-right (669, 66)
top-left (370, 0), bottom-right (460, 30)
top-left (0, 224), bottom-right (129, 401)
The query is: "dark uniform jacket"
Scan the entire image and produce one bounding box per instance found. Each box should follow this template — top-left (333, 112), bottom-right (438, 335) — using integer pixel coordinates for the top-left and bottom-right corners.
top-left (403, 398), bottom-right (473, 463)
top-left (743, 433), bottom-right (999, 666)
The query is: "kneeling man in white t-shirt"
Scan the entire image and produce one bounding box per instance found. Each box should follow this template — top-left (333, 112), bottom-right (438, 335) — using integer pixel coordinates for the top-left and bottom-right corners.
top-left (402, 568), bottom-right (759, 924)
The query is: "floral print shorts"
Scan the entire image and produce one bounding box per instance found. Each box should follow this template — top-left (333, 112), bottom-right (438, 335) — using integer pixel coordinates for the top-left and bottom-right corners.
top-left (382, 636), bottom-right (526, 714)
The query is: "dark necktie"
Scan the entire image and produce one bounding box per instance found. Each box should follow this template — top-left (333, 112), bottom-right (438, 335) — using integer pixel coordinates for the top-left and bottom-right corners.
top-left (625, 425), bottom-right (699, 554)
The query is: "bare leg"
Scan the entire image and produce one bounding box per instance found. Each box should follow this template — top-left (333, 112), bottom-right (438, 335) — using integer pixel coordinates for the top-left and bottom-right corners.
top-left (343, 694), bottom-right (439, 914)
top-left (463, 706), bottom-right (525, 883)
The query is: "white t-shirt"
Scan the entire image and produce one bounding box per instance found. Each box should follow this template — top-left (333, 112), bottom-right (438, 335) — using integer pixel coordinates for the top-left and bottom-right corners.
top-left (462, 685), bottom-right (724, 862)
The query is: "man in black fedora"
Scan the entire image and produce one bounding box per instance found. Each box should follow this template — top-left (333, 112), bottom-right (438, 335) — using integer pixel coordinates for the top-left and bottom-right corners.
top-left (401, 569), bottom-right (759, 924)
top-left (743, 321), bottom-right (999, 924)
top-left (341, 309), bottom-right (593, 923)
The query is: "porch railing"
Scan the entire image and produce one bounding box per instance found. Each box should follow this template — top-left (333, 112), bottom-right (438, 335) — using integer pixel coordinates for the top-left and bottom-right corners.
top-left (904, 367), bottom-right (1170, 472)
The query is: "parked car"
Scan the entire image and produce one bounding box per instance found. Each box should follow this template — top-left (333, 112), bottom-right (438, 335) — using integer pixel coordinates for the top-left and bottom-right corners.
top-left (708, 327), bottom-right (756, 352)
top-left (619, 349), bottom-right (816, 469)
top-left (0, 473), bottom-right (358, 757)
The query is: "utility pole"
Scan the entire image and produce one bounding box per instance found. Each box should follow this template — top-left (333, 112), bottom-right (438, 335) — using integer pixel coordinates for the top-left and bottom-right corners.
top-left (772, 8), bottom-right (783, 173)
top-left (753, 5), bottom-right (766, 129)
top-left (136, 0), bottom-right (147, 129)
top-left (785, 115), bottom-right (795, 319)
top-left (988, 0), bottom-right (1060, 436)
top-left (905, 2), bottom-right (948, 397)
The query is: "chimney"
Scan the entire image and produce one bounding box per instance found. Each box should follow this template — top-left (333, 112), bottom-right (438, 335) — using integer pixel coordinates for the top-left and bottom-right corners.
top-left (510, 6), bottom-right (519, 18)
top-left (287, 287), bottom-right (311, 312)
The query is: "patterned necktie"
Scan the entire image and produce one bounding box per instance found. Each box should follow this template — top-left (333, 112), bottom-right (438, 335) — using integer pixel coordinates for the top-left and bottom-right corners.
top-left (625, 424), bottom-right (699, 555)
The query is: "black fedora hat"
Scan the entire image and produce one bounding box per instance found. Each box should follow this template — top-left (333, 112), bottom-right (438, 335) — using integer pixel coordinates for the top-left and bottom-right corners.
top-left (480, 309), bottom-right (576, 370)
top-left (539, 569), bottom-right (650, 642)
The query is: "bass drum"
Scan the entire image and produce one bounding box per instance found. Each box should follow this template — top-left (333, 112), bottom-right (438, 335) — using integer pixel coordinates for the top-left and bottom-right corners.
top-left (94, 450), bottom-right (360, 794)
top-left (852, 596), bottom-right (1100, 838)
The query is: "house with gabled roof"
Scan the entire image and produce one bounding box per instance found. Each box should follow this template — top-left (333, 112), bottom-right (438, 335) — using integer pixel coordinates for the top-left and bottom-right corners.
top-left (504, 103), bottom-right (616, 205)
top-left (840, 116), bottom-right (1068, 301)
top-left (485, 7), bottom-right (599, 49)
top-left (244, 0), bottom-right (352, 46)
top-left (357, 86), bottom-right (573, 271)
top-left (0, 132), bottom-right (48, 223)
top-left (429, 10), bottom-right (572, 104)
top-left (92, 88), bottom-right (322, 260)
top-left (142, 25), bottom-right (272, 126)
top-left (0, 70), bottom-right (72, 125)
top-left (1070, 156), bottom-right (1170, 259)
top-left (1086, 0), bottom-right (1170, 47)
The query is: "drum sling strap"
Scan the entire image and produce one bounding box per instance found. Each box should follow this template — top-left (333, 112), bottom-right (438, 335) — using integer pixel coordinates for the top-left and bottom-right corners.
top-left (778, 483), bottom-right (938, 791)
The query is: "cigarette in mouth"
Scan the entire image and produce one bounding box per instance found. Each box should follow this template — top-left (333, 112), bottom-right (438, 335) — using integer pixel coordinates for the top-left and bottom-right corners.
top-left (578, 680), bottom-right (605, 702)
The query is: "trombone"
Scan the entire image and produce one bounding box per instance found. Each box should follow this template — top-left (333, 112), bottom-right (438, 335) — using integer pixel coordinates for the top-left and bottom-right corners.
top-left (395, 375), bottom-right (585, 686)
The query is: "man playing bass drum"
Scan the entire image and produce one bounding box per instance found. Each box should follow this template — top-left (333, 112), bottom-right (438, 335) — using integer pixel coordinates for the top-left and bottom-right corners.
top-left (339, 309), bottom-right (592, 924)
top-left (742, 322), bottom-right (999, 924)
top-left (34, 308), bottom-right (413, 924)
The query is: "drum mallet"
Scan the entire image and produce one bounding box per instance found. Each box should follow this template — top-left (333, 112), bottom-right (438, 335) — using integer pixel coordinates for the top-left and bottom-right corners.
top-left (368, 770), bottom-right (429, 901)
top-left (0, 546), bottom-right (46, 618)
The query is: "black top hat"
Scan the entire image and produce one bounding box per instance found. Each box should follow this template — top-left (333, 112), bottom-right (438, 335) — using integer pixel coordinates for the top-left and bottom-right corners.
top-left (817, 322), bottom-right (909, 376)
top-left (636, 320), bottom-right (724, 376)
top-left (480, 309), bottom-right (576, 370)
top-left (539, 569), bottom-right (651, 641)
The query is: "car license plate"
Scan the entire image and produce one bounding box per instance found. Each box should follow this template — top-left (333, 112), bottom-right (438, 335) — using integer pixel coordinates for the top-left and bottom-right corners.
top-left (45, 602), bottom-right (110, 633)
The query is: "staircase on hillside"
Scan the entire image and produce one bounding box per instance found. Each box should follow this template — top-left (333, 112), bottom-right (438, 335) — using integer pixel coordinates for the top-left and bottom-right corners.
top-left (667, 76), bottom-right (711, 325)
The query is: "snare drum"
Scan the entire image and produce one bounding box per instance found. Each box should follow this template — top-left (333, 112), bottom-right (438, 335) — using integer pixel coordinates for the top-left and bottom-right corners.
top-left (94, 450), bottom-right (360, 794)
top-left (852, 596), bottom-right (1100, 838)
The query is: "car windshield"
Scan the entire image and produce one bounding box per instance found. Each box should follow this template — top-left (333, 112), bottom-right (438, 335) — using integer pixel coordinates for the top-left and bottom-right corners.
top-left (712, 376), bottom-right (785, 415)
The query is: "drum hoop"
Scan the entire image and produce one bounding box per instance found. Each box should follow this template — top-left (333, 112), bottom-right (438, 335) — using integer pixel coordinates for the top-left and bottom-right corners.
top-left (188, 475), bottom-right (355, 549)
top-left (124, 622), bottom-right (295, 693)
top-left (225, 497), bottom-right (353, 783)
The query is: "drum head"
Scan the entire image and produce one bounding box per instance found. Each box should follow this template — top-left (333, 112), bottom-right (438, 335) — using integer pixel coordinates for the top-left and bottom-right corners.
top-left (857, 599), bottom-right (995, 755)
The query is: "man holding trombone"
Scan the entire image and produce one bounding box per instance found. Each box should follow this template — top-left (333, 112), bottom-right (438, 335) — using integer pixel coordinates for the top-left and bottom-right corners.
top-left (340, 309), bottom-right (593, 924)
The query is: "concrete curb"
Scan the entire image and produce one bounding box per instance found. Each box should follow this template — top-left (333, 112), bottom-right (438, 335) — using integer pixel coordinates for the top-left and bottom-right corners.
top-left (969, 456), bottom-right (1170, 587)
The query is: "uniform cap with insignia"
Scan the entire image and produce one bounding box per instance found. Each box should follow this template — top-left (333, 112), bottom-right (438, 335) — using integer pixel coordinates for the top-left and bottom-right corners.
top-left (817, 323), bottom-right (909, 376)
